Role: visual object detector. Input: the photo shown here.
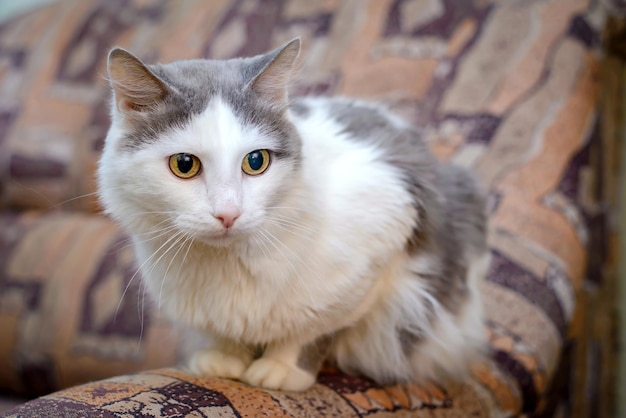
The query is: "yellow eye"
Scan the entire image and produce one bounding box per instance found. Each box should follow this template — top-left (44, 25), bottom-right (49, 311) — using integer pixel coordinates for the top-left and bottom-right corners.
top-left (169, 153), bottom-right (202, 179)
top-left (242, 149), bottom-right (271, 176)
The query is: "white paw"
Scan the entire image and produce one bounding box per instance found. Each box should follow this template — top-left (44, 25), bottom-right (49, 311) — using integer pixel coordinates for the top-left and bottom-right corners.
top-left (242, 357), bottom-right (316, 391)
top-left (189, 349), bottom-right (250, 380)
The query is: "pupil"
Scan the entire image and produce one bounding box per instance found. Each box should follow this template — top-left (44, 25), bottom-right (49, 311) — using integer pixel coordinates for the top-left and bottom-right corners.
top-left (177, 154), bottom-right (193, 173)
top-left (248, 151), bottom-right (263, 170)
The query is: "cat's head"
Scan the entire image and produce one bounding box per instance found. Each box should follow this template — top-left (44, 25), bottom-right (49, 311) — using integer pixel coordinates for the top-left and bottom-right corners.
top-left (98, 39), bottom-right (302, 247)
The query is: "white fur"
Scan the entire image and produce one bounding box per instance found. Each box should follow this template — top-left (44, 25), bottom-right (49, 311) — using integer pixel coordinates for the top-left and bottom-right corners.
top-left (332, 252), bottom-right (489, 384)
top-left (98, 96), bottom-right (486, 390)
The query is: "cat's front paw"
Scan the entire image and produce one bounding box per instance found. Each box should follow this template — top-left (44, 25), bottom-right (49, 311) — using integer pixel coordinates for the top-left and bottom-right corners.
top-left (189, 349), bottom-right (250, 380)
top-left (242, 358), bottom-right (316, 391)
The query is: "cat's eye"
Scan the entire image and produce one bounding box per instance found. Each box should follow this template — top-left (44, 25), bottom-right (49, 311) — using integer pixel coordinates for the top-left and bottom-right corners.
top-left (242, 149), bottom-right (271, 176)
top-left (169, 153), bottom-right (202, 179)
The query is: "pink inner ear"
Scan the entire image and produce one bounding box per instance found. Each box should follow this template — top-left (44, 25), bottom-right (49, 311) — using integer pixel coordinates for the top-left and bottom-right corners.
top-left (108, 48), bottom-right (169, 113)
top-left (115, 82), bottom-right (167, 112)
top-left (118, 97), bottom-right (139, 112)
top-left (249, 39), bottom-right (300, 106)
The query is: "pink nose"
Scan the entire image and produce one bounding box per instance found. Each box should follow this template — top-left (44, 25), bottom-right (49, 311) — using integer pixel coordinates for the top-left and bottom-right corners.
top-left (215, 213), bottom-right (239, 228)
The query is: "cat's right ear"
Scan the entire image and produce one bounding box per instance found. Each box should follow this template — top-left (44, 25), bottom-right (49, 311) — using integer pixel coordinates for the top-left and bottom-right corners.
top-left (248, 38), bottom-right (301, 107)
top-left (107, 48), bottom-right (170, 113)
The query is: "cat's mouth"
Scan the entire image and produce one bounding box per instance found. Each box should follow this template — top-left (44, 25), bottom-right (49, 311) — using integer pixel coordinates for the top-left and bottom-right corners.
top-left (196, 229), bottom-right (242, 247)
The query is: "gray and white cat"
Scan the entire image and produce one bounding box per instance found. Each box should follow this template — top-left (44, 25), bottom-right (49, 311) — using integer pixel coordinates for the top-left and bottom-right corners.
top-left (97, 38), bottom-right (489, 392)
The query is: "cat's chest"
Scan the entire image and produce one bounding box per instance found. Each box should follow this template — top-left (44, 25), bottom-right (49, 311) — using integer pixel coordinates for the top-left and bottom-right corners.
top-left (143, 241), bottom-right (344, 343)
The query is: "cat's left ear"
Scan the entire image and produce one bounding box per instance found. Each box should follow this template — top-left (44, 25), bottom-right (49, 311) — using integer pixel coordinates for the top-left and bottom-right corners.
top-left (248, 38), bottom-right (301, 106)
top-left (107, 48), bottom-right (171, 113)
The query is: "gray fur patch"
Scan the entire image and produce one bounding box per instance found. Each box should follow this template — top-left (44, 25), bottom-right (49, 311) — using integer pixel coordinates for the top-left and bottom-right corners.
top-left (329, 100), bottom-right (440, 230)
top-left (224, 88), bottom-right (301, 162)
top-left (296, 335), bottom-right (333, 374)
top-left (290, 100), bottom-right (311, 118)
top-left (116, 52), bottom-right (302, 162)
top-left (398, 327), bottom-right (422, 356)
top-left (329, 99), bottom-right (487, 313)
top-left (118, 60), bottom-right (216, 150)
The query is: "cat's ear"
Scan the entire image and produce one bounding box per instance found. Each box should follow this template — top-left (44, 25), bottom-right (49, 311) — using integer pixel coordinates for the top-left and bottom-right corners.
top-left (107, 48), bottom-right (170, 113)
top-left (248, 38), bottom-right (301, 106)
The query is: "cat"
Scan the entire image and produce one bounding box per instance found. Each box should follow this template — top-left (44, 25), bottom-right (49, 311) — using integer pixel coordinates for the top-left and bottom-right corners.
top-left (97, 38), bottom-right (489, 392)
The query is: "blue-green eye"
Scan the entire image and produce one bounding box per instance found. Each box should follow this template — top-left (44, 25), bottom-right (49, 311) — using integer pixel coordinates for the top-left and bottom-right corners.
top-left (242, 149), bottom-right (270, 175)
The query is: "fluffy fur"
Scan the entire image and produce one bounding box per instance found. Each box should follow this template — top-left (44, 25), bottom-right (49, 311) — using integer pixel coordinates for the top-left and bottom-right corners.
top-left (97, 38), bottom-right (489, 391)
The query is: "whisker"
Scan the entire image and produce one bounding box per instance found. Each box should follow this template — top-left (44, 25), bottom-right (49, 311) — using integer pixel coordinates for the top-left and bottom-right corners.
top-left (136, 230), bottom-right (186, 350)
top-left (137, 276), bottom-right (145, 351)
top-left (256, 229), bottom-right (298, 276)
top-left (112, 217), bottom-right (178, 253)
top-left (257, 228), bottom-right (319, 307)
top-left (53, 191), bottom-right (101, 207)
top-left (252, 231), bottom-right (272, 260)
top-left (175, 235), bottom-right (195, 282)
top-left (115, 226), bottom-right (179, 253)
top-left (261, 227), bottom-right (350, 311)
top-left (124, 210), bottom-right (179, 217)
top-left (263, 219), bottom-right (317, 242)
top-left (7, 181), bottom-right (125, 208)
top-left (265, 206), bottom-right (311, 212)
top-left (254, 230), bottom-right (299, 301)
top-left (143, 230), bottom-right (186, 280)
top-left (158, 232), bottom-right (191, 311)
top-left (115, 230), bottom-right (185, 321)
top-left (264, 214), bottom-right (318, 233)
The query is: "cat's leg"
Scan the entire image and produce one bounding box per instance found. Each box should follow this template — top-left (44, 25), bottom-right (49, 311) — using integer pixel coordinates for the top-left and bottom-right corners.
top-left (189, 337), bottom-right (255, 381)
top-left (242, 336), bottom-right (331, 391)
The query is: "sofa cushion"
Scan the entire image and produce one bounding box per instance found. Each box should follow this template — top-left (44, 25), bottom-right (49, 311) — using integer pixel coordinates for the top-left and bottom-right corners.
top-left (3, 368), bottom-right (494, 417)
top-left (0, 212), bottom-right (187, 397)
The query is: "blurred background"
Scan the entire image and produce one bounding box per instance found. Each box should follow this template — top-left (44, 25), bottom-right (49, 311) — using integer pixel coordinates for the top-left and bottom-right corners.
top-left (0, 1), bottom-right (624, 417)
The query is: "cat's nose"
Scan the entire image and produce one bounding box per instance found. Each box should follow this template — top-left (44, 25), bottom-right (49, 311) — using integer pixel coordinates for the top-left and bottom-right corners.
top-left (214, 212), bottom-right (240, 228)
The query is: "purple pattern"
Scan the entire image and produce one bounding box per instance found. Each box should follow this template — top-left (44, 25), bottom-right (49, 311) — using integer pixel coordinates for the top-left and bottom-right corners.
top-left (487, 251), bottom-right (567, 338)
top-left (568, 15), bottom-right (599, 48)
top-left (585, 212), bottom-right (608, 285)
top-left (557, 121), bottom-right (608, 286)
top-left (0, 214), bottom-right (27, 274)
top-left (443, 114), bottom-right (501, 144)
top-left (316, 370), bottom-right (376, 395)
top-left (0, 109), bottom-right (18, 147)
top-left (57, 0), bottom-right (166, 83)
top-left (16, 357), bottom-right (57, 398)
top-left (493, 350), bottom-right (537, 413)
top-left (410, 15), bottom-right (491, 125)
top-left (89, 99), bottom-right (112, 152)
top-left (557, 136), bottom-right (592, 202)
top-left (207, 0), bottom-right (287, 58)
top-left (9, 155), bottom-right (65, 179)
top-left (156, 382), bottom-right (233, 410)
top-left (0, 281), bottom-right (42, 311)
top-left (277, 12), bottom-right (333, 37)
top-left (0, 49), bottom-right (25, 68)
top-left (4, 397), bottom-right (116, 418)
top-left (81, 235), bottom-right (145, 338)
top-left (535, 342), bottom-right (573, 418)
top-left (385, 0), bottom-right (490, 38)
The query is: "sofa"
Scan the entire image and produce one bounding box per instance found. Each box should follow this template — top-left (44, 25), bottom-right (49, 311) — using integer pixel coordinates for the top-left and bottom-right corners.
top-left (0, 0), bottom-right (623, 416)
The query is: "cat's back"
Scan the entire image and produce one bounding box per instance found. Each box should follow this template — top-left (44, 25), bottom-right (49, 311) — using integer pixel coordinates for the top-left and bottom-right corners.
top-left (289, 96), bottom-right (433, 181)
top-left (288, 96), bottom-right (486, 258)
top-left (289, 96), bottom-right (435, 212)
top-left (290, 96), bottom-right (418, 146)
top-left (286, 97), bottom-right (423, 256)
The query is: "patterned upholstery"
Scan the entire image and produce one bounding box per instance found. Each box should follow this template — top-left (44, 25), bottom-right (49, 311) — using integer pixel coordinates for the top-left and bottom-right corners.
top-left (0, 0), bottom-right (619, 416)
